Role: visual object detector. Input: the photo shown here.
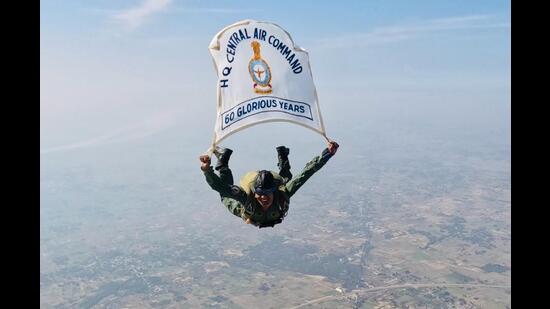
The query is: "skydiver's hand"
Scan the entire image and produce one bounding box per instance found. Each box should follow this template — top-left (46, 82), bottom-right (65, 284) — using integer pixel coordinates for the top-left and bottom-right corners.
top-left (199, 155), bottom-right (211, 172)
top-left (328, 141), bottom-right (339, 155)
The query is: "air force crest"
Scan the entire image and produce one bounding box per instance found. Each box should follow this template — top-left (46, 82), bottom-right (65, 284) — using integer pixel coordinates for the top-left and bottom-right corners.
top-left (248, 41), bottom-right (272, 94)
top-left (208, 20), bottom-right (329, 149)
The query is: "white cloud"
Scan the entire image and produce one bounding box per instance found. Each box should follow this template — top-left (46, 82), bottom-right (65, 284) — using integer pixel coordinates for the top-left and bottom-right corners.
top-left (169, 7), bottom-right (261, 14)
top-left (375, 14), bottom-right (509, 35)
top-left (40, 114), bottom-right (175, 154)
top-left (113, 0), bottom-right (173, 30)
top-left (314, 15), bottom-right (510, 49)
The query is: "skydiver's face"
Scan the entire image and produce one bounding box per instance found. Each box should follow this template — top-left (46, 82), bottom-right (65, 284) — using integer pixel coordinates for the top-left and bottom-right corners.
top-left (255, 193), bottom-right (274, 208)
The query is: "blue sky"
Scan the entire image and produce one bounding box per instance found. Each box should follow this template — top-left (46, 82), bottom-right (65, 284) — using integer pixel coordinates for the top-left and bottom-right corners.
top-left (40, 0), bottom-right (510, 152)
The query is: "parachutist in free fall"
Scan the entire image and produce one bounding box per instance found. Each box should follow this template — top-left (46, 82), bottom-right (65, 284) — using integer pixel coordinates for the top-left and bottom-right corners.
top-left (199, 141), bottom-right (339, 228)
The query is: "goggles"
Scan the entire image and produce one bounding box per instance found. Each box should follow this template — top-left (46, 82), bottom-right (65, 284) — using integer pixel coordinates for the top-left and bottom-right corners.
top-left (254, 187), bottom-right (276, 195)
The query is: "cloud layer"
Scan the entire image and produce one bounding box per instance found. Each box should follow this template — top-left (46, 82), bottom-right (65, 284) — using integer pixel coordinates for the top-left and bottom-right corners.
top-left (314, 15), bottom-right (510, 48)
top-left (40, 114), bottom-right (175, 154)
top-left (113, 0), bottom-right (173, 30)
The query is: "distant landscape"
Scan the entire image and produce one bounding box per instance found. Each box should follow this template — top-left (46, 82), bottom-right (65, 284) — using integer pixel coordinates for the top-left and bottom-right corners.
top-left (40, 117), bottom-right (510, 308)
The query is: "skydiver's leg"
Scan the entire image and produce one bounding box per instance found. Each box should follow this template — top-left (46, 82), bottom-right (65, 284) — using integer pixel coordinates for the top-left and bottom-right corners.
top-left (214, 148), bottom-right (243, 218)
top-left (217, 169), bottom-right (244, 218)
top-left (219, 175), bottom-right (246, 219)
top-left (218, 166), bottom-right (234, 186)
top-left (276, 146), bottom-right (292, 183)
top-left (215, 148), bottom-right (234, 185)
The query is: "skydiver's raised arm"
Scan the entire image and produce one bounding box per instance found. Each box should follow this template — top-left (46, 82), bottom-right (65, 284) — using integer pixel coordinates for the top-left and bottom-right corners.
top-left (285, 141), bottom-right (339, 198)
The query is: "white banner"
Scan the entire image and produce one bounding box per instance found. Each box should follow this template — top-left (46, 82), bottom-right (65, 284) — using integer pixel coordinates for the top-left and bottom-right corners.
top-left (208, 19), bottom-right (327, 151)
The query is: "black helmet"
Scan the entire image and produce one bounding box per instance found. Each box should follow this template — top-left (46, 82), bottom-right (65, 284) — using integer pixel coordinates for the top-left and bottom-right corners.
top-left (253, 170), bottom-right (276, 195)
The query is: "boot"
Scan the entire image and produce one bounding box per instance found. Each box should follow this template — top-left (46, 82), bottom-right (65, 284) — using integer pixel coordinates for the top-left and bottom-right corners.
top-left (276, 146), bottom-right (290, 169)
top-left (215, 148), bottom-right (233, 171)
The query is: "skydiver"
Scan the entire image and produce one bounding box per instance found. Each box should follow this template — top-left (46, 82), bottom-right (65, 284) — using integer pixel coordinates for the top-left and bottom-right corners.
top-left (199, 141), bottom-right (339, 228)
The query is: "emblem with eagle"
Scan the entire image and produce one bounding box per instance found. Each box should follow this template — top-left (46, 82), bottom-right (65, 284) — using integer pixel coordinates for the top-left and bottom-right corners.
top-left (248, 41), bottom-right (272, 94)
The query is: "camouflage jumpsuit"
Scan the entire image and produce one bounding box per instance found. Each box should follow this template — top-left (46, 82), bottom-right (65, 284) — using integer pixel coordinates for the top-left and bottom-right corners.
top-left (203, 149), bottom-right (333, 228)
